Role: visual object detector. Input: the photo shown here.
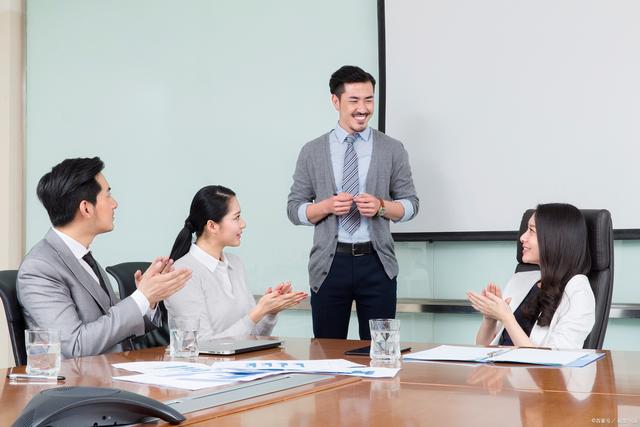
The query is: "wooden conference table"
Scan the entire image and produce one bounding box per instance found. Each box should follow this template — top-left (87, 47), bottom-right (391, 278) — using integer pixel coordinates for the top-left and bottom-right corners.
top-left (2, 338), bottom-right (640, 426)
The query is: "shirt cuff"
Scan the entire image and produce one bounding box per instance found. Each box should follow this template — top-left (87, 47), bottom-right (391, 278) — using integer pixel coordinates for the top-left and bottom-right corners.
top-left (131, 289), bottom-right (151, 317)
top-left (244, 314), bottom-right (257, 327)
top-left (395, 199), bottom-right (414, 223)
top-left (297, 202), bottom-right (313, 225)
top-left (147, 304), bottom-right (158, 320)
top-left (263, 313), bottom-right (277, 323)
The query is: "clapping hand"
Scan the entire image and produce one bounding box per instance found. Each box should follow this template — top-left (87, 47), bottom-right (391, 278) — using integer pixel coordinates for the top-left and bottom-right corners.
top-left (266, 281), bottom-right (293, 295)
top-left (253, 282), bottom-right (308, 320)
top-left (134, 256), bottom-right (174, 287)
top-left (467, 282), bottom-right (512, 322)
top-left (134, 256), bottom-right (192, 307)
top-left (482, 282), bottom-right (502, 298)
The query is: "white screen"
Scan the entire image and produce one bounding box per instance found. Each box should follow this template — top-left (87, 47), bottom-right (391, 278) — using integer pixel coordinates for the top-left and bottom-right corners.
top-left (386, 0), bottom-right (640, 232)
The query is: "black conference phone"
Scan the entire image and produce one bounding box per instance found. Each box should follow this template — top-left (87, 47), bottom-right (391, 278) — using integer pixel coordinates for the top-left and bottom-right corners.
top-left (12, 386), bottom-right (185, 427)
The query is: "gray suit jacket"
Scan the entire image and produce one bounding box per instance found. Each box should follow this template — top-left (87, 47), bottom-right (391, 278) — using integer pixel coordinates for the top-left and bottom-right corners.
top-left (287, 129), bottom-right (419, 291)
top-left (17, 229), bottom-right (155, 358)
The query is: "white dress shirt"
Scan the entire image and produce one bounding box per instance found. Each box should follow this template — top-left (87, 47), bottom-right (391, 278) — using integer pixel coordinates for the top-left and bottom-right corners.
top-left (165, 244), bottom-right (277, 341)
top-left (52, 228), bottom-right (154, 317)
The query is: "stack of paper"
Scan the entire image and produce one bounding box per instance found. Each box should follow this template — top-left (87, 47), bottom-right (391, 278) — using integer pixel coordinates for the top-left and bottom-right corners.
top-left (212, 359), bottom-right (400, 378)
top-left (112, 361), bottom-right (277, 390)
top-left (112, 359), bottom-right (401, 390)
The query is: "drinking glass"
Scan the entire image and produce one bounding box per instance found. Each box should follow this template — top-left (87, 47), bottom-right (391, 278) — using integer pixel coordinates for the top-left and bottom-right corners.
top-left (169, 316), bottom-right (199, 358)
top-left (369, 319), bottom-right (401, 362)
top-left (25, 329), bottom-right (61, 376)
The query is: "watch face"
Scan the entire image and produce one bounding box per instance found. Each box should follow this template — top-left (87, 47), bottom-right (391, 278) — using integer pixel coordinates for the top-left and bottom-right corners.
top-left (378, 207), bottom-right (386, 217)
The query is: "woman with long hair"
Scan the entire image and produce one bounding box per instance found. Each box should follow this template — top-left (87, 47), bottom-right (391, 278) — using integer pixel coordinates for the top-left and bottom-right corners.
top-left (165, 185), bottom-right (307, 341)
top-left (467, 203), bottom-right (594, 349)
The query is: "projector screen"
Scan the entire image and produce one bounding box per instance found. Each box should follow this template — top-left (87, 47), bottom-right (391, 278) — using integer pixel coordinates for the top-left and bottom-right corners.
top-left (384, 0), bottom-right (640, 233)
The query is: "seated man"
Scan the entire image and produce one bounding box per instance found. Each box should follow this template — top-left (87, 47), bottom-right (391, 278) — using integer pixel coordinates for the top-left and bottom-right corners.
top-left (18, 157), bottom-right (191, 358)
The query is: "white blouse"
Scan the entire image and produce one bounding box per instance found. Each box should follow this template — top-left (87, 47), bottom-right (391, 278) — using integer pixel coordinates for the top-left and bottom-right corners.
top-left (165, 244), bottom-right (276, 341)
top-left (490, 271), bottom-right (595, 349)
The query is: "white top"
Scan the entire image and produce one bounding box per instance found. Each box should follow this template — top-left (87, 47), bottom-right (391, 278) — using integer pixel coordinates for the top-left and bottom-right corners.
top-left (52, 228), bottom-right (152, 316)
top-left (490, 271), bottom-right (595, 349)
top-left (165, 244), bottom-right (277, 341)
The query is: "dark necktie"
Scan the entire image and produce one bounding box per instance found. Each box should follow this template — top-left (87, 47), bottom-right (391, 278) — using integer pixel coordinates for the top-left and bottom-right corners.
top-left (340, 133), bottom-right (361, 234)
top-left (82, 251), bottom-right (133, 350)
top-left (82, 251), bottom-right (111, 297)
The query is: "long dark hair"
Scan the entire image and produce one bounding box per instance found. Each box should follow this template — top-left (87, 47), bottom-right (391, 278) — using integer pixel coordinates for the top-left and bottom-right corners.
top-left (523, 203), bottom-right (591, 326)
top-left (169, 185), bottom-right (236, 261)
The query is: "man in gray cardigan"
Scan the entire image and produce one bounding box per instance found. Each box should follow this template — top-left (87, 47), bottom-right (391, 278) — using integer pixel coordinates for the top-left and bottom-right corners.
top-left (287, 66), bottom-right (419, 339)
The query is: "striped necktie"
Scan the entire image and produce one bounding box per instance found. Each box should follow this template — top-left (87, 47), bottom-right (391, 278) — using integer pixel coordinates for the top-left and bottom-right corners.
top-left (340, 133), bottom-right (361, 234)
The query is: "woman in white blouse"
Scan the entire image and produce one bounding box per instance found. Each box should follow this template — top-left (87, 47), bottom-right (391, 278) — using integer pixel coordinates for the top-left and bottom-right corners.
top-left (165, 185), bottom-right (307, 341)
top-left (467, 203), bottom-right (595, 349)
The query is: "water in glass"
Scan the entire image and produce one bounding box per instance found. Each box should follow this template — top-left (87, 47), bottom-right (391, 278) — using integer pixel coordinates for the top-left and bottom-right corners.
top-left (25, 329), bottom-right (61, 376)
top-left (169, 316), bottom-right (199, 358)
top-left (170, 328), bottom-right (199, 358)
top-left (369, 319), bottom-right (400, 361)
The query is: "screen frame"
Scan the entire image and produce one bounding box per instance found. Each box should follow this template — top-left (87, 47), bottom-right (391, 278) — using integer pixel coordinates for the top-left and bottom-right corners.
top-left (377, 0), bottom-right (640, 241)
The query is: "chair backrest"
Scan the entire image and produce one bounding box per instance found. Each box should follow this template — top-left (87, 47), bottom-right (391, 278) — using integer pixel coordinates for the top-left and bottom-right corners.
top-left (515, 209), bottom-right (614, 349)
top-left (0, 270), bottom-right (27, 366)
top-left (105, 262), bottom-right (170, 348)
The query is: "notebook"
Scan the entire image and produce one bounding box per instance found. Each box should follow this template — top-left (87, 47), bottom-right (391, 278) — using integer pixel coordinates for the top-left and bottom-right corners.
top-left (403, 345), bottom-right (601, 366)
top-left (198, 339), bottom-right (283, 355)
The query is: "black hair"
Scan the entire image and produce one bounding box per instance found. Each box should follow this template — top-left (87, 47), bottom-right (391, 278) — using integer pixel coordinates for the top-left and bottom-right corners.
top-left (36, 157), bottom-right (105, 227)
top-left (329, 65), bottom-right (376, 98)
top-left (169, 185), bottom-right (236, 261)
top-left (522, 203), bottom-right (591, 326)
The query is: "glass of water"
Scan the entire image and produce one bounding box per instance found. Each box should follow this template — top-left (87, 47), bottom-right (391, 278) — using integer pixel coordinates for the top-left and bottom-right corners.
top-left (169, 316), bottom-right (199, 358)
top-left (25, 329), bottom-right (61, 376)
top-left (369, 319), bottom-right (401, 362)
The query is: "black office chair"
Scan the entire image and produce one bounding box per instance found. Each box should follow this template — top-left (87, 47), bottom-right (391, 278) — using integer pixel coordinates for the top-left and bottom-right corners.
top-left (515, 209), bottom-right (614, 350)
top-left (105, 262), bottom-right (170, 349)
top-left (0, 270), bottom-right (27, 366)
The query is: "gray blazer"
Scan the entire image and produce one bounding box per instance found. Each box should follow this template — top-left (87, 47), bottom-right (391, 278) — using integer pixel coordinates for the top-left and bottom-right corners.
top-left (17, 229), bottom-right (155, 358)
top-left (287, 129), bottom-right (419, 291)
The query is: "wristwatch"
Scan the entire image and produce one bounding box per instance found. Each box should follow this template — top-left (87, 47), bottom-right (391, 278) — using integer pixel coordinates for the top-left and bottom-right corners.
top-left (377, 198), bottom-right (386, 217)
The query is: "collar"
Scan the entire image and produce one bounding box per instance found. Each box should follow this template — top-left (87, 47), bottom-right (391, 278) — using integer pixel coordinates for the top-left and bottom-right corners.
top-left (334, 123), bottom-right (372, 143)
top-left (52, 228), bottom-right (90, 260)
top-left (189, 243), bottom-right (230, 273)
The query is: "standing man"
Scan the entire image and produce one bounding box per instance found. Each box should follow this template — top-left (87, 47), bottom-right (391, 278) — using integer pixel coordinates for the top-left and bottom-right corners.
top-left (18, 157), bottom-right (192, 358)
top-left (287, 65), bottom-right (419, 339)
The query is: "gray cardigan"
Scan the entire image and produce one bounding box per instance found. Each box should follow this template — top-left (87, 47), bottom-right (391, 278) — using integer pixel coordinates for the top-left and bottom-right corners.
top-left (287, 129), bottom-right (419, 292)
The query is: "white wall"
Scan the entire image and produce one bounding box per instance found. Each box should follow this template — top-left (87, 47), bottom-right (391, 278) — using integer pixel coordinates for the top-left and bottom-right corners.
top-left (25, 0), bottom-right (378, 340)
top-left (0, 0), bottom-right (24, 369)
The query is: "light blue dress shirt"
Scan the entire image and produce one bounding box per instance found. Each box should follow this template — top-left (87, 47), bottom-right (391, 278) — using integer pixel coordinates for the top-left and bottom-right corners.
top-left (297, 124), bottom-right (414, 243)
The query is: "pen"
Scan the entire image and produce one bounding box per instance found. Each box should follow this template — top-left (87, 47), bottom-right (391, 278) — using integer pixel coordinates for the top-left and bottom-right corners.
top-left (7, 374), bottom-right (65, 381)
top-left (485, 349), bottom-right (509, 359)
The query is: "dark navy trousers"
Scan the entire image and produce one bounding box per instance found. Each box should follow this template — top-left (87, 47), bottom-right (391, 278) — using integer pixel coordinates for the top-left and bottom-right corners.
top-left (310, 251), bottom-right (397, 340)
